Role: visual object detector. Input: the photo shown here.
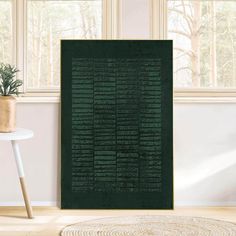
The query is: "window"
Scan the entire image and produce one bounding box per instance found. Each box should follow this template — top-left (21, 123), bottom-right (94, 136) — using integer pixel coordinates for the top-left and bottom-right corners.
top-left (2, 0), bottom-right (235, 97)
top-left (0, 0), bottom-right (13, 64)
top-left (26, 0), bottom-right (102, 91)
top-left (167, 0), bottom-right (236, 89)
top-left (0, 0), bottom-right (116, 95)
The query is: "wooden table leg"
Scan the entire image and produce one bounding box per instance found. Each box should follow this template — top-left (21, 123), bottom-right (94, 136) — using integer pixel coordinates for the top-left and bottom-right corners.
top-left (11, 140), bottom-right (33, 219)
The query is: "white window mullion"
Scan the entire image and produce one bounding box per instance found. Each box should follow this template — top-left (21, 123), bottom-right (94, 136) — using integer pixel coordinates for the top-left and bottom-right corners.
top-left (150, 0), bottom-right (167, 39)
top-left (103, 0), bottom-right (120, 39)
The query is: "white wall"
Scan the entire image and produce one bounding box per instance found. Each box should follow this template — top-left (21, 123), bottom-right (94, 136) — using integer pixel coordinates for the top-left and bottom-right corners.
top-left (120, 0), bottom-right (150, 39)
top-left (0, 0), bottom-right (236, 207)
top-left (0, 104), bottom-right (60, 206)
top-left (174, 104), bottom-right (236, 206)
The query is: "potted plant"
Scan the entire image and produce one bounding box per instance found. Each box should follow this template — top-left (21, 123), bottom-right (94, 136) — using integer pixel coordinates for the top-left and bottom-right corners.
top-left (0, 63), bottom-right (23, 132)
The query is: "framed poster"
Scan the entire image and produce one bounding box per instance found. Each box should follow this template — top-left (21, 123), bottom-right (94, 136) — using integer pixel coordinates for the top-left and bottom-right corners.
top-left (61, 40), bottom-right (173, 209)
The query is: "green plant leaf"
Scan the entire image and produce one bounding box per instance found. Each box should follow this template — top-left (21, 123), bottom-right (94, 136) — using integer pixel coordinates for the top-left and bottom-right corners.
top-left (0, 63), bottom-right (22, 96)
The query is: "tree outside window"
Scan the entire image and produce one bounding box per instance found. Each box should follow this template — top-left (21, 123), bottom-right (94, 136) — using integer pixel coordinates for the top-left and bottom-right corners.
top-left (168, 0), bottom-right (236, 88)
top-left (27, 0), bottom-right (102, 91)
top-left (0, 0), bottom-right (13, 64)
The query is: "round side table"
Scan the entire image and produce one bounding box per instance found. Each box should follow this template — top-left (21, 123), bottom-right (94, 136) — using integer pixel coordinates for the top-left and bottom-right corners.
top-left (0, 128), bottom-right (34, 219)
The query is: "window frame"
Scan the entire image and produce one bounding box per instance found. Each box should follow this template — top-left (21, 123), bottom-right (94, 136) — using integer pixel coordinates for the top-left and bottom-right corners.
top-left (8, 0), bottom-right (236, 102)
top-left (150, 0), bottom-right (236, 102)
top-left (12, 0), bottom-right (120, 101)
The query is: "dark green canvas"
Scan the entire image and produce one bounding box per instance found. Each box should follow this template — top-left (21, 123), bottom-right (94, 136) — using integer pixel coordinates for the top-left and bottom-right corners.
top-left (61, 40), bottom-right (173, 209)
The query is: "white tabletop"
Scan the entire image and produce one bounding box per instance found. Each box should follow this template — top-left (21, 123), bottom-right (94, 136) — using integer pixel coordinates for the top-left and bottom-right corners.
top-left (0, 128), bottom-right (34, 141)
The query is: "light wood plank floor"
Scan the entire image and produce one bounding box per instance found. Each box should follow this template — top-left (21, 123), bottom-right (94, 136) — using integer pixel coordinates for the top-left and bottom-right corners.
top-left (1, 207), bottom-right (236, 236)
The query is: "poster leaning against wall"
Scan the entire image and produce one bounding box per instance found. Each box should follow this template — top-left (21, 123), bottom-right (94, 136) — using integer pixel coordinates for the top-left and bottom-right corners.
top-left (61, 40), bottom-right (173, 209)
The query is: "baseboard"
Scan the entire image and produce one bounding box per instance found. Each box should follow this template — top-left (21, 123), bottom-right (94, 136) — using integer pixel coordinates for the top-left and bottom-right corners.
top-left (0, 201), bottom-right (236, 207)
top-left (0, 201), bottom-right (58, 207)
top-left (175, 201), bottom-right (236, 207)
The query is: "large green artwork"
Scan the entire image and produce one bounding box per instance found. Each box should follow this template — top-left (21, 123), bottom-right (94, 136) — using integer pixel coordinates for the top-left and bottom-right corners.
top-left (61, 40), bottom-right (173, 209)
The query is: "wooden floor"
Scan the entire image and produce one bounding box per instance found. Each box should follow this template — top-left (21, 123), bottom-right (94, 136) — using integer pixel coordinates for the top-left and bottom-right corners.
top-left (1, 207), bottom-right (236, 236)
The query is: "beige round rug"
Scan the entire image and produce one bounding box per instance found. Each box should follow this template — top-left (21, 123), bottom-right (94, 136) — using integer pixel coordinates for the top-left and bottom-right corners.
top-left (61, 215), bottom-right (236, 236)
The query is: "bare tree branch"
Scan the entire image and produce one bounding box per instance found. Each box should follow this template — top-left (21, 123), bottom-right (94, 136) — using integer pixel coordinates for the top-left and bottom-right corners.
top-left (169, 30), bottom-right (190, 39)
top-left (218, 60), bottom-right (232, 70)
top-left (174, 66), bottom-right (193, 74)
top-left (174, 47), bottom-right (195, 58)
top-left (174, 52), bottom-right (189, 60)
top-left (168, 8), bottom-right (193, 24)
top-left (169, 2), bottom-right (193, 33)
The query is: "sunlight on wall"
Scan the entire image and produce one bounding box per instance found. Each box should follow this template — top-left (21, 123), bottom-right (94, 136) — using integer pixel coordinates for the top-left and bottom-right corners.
top-left (176, 149), bottom-right (236, 190)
